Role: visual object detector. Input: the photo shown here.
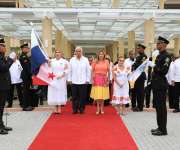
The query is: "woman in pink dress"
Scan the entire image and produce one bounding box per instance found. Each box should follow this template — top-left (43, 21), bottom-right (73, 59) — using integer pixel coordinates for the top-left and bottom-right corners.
top-left (90, 51), bottom-right (110, 114)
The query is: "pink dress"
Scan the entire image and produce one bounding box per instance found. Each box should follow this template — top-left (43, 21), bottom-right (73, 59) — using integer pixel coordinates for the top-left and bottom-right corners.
top-left (90, 60), bottom-right (110, 100)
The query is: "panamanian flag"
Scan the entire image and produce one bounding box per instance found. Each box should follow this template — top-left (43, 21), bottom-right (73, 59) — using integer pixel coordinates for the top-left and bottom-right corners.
top-left (31, 29), bottom-right (55, 85)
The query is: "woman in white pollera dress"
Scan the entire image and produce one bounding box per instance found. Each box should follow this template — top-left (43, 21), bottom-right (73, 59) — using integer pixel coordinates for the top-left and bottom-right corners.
top-left (111, 56), bottom-right (131, 115)
top-left (48, 50), bottom-right (68, 114)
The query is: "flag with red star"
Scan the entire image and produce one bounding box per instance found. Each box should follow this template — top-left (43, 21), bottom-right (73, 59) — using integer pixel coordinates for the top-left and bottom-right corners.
top-left (31, 29), bottom-right (56, 86)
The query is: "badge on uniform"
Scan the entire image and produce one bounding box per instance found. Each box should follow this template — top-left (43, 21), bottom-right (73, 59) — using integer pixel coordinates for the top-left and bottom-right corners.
top-left (164, 58), bottom-right (170, 66)
top-left (165, 58), bottom-right (170, 62)
top-left (142, 57), bottom-right (146, 62)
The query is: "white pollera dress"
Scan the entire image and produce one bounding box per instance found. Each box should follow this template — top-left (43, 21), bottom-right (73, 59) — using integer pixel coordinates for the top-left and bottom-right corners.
top-left (48, 58), bottom-right (68, 106)
top-left (111, 67), bottom-right (130, 105)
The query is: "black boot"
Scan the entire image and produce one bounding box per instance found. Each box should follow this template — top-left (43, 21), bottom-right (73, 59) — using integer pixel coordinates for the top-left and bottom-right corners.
top-left (3, 126), bottom-right (12, 131)
top-left (0, 128), bottom-right (8, 135)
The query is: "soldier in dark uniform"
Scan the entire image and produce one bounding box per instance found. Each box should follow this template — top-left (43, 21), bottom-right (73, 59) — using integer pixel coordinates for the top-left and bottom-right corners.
top-left (151, 36), bottom-right (171, 136)
top-left (131, 44), bottom-right (147, 111)
top-left (0, 39), bottom-right (14, 134)
top-left (19, 43), bottom-right (33, 111)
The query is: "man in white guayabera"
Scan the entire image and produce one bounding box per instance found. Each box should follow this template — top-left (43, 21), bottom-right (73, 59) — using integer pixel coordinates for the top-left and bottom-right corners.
top-left (68, 47), bottom-right (90, 114)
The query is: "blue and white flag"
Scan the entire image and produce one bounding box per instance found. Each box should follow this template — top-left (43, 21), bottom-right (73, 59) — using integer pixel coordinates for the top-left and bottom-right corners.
top-left (31, 29), bottom-right (55, 85)
top-left (31, 29), bottom-right (48, 75)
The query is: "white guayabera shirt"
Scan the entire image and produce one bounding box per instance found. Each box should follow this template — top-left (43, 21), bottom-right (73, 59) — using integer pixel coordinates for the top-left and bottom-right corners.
top-left (68, 56), bottom-right (90, 85)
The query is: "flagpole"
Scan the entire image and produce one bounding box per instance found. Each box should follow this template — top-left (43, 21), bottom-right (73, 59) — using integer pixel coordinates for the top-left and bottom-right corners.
top-left (34, 31), bottom-right (48, 57)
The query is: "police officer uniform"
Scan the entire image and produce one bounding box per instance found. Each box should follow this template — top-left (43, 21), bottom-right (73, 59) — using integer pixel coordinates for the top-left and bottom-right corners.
top-left (19, 43), bottom-right (33, 111)
top-left (0, 39), bottom-right (13, 134)
top-left (151, 36), bottom-right (171, 136)
top-left (131, 44), bottom-right (147, 111)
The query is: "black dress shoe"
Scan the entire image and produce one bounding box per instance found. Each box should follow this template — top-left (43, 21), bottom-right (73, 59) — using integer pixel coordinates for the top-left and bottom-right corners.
top-left (125, 104), bottom-right (129, 108)
top-left (152, 130), bottom-right (167, 136)
top-left (72, 111), bottom-right (78, 114)
top-left (151, 128), bottom-right (159, 133)
top-left (80, 111), bottom-right (84, 114)
top-left (133, 107), bottom-right (140, 112)
top-left (3, 126), bottom-right (12, 131)
top-left (169, 106), bottom-right (174, 109)
top-left (39, 101), bottom-right (44, 105)
top-left (0, 128), bottom-right (8, 135)
top-left (53, 112), bottom-right (61, 115)
top-left (173, 109), bottom-right (180, 113)
top-left (139, 109), bottom-right (143, 112)
top-left (132, 107), bottom-right (137, 111)
top-left (6, 105), bottom-right (12, 108)
top-left (23, 106), bottom-right (34, 111)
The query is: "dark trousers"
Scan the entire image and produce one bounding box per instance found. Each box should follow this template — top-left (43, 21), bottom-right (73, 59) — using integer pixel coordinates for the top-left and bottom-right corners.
top-left (67, 84), bottom-right (72, 99)
top-left (145, 84), bottom-right (155, 108)
top-left (71, 84), bottom-right (87, 112)
top-left (30, 85), bottom-right (46, 107)
top-left (22, 81), bottom-right (32, 108)
top-left (153, 89), bottom-right (167, 133)
top-left (86, 84), bottom-right (93, 105)
top-left (131, 88), bottom-right (136, 108)
top-left (131, 78), bottom-right (145, 110)
top-left (7, 83), bottom-right (23, 107)
top-left (0, 91), bottom-right (8, 128)
top-left (174, 82), bottom-right (180, 110)
top-left (104, 83), bottom-right (112, 106)
top-left (168, 85), bottom-right (175, 109)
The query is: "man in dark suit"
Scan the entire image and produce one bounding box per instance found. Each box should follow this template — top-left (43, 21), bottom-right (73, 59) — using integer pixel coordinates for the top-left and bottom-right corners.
top-left (0, 39), bottom-right (14, 134)
top-left (19, 43), bottom-right (33, 111)
top-left (151, 36), bottom-right (171, 136)
top-left (131, 44), bottom-right (147, 111)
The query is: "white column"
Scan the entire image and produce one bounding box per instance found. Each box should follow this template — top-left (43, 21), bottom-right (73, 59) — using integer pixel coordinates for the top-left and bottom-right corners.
top-left (144, 19), bottom-right (155, 57)
top-left (112, 0), bottom-right (120, 8)
top-left (118, 38), bottom-right (125, 57)
top-left (55, 30), bottom-right (62, 50)
top-left (128, 31), bottom-right (135, 53)
top-left (159, 0), bottom-right (165, 9)
top-left (42, 18), bottom-right (52, 57)
top-left (174, 38), bottom-right (180, 57)
top-left (112, 42), bottom-right (118, 62)
top-left (4, 36), bottom-right (11, 55)
top-left (65, 0), bottom-right (72, 8)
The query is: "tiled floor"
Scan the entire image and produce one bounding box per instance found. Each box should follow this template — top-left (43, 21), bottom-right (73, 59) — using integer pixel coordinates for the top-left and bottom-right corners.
top-left (1, 103), bottom-right (180, 150)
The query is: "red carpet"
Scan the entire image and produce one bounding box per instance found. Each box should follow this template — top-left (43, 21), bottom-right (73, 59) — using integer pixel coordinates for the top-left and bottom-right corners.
top-left (29, 103), bottom-right (138, 150)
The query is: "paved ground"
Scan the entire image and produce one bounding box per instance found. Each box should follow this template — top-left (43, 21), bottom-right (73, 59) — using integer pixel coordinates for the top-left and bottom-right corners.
top-left (121, 111), bottom-right (180, 150)
top-left (0, 104), bottom-right (180, 150)
top-left (0, 112), bottom-right (51, 150)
